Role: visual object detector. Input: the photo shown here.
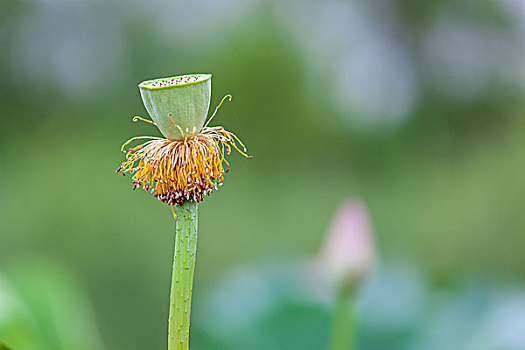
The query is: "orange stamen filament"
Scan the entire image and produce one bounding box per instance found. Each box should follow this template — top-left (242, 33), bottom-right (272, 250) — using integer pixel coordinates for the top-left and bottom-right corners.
top-left (168, 113), bottom-right (185, 138)
top-left (171, 205), bottom-right (178, 221)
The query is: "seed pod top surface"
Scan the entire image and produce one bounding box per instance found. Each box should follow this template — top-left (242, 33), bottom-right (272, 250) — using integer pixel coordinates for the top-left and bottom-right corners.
top-left (139, 73), bottom-right (211, 140)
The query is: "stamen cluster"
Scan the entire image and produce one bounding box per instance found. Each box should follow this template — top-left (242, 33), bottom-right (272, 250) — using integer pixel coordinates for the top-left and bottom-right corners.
top-left (117, 127), bottom-right (250, 206)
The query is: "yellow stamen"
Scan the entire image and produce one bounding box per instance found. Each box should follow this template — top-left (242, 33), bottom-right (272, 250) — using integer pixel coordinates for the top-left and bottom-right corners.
top-left (203, 94), bottom-right (232, 128)
top-left (132, 116), bottom-right (156, 125)
top-left (119, 104), bottom-right (250, 206)
top-left (120, 136), bottom-right (162, 153)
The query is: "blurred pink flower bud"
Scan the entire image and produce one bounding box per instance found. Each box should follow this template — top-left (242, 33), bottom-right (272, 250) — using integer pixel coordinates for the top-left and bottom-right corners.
top-left (317, 199), bottom-right (377, 289)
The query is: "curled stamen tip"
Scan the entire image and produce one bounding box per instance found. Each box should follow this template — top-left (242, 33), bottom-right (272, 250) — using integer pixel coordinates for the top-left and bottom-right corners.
top-left (132, 116), bottom-right (156, 125)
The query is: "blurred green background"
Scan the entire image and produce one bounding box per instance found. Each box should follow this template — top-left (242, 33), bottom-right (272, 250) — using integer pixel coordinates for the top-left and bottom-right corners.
top-left (1, 0), bottom-right (525, 349)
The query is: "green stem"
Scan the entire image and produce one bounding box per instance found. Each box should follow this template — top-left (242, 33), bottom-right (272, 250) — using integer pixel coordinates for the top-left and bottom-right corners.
top-left (328, 285), bottom-right (356, 350)
top-left (168, 201), bottom-right (198, 350)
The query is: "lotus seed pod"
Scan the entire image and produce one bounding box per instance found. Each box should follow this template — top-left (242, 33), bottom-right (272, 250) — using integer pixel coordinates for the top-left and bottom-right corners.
top-left (138, 73), bottom-right (212, 140)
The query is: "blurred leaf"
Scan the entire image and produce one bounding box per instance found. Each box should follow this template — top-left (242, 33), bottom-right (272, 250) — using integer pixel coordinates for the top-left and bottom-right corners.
top-left (0, 259), bottom-right (104, 350)
top-left (0, 340), bottom-right (14, 350)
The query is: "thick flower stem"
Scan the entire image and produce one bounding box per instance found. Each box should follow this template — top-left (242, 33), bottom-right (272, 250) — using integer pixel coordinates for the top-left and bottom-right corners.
top-left (168, 201), bottom-right (198, 350)
top-left (329, 284), bottom-right (356, 350)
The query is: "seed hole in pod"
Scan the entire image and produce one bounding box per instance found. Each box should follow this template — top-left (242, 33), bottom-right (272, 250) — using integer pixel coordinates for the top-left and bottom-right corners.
top-left (139, 74), bottom-right (211, 90)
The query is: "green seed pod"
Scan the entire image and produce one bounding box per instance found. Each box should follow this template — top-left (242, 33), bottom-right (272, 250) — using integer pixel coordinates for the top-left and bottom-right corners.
top-left (138, 73), bottom-right (212, 140)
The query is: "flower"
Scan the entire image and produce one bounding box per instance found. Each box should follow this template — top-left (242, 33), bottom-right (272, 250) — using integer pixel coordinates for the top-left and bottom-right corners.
top-left (117, 74), bottom-right (251, 208)
top-left (316, 200), bottom-right (377, 289)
